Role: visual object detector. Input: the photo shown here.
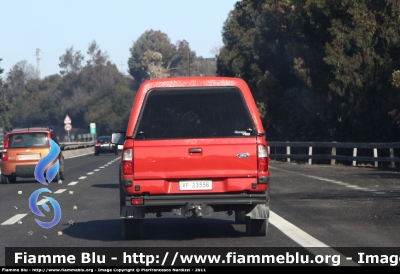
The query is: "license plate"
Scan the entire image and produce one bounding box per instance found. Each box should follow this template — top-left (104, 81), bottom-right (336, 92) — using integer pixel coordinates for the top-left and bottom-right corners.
top-left (101, 144), bottom-right (109, 147)
top-left (179, 180), bottom-right (212, 190)
top-left (18, 154), bottom-right (39, 160)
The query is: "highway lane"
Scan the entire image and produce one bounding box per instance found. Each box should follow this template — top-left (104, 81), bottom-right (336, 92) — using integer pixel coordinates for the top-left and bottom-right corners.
top-left (1, 154), bottom-right (400, 266)
top-left (270, 161), bottom-right (400, 247)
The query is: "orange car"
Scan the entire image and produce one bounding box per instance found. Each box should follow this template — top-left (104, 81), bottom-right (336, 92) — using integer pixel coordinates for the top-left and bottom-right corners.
top-left (1, 127), bottom-right (65, 184)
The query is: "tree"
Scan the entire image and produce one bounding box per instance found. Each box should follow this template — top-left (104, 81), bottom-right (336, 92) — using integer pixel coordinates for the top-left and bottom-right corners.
top-left (169, 40), bottom-right (198, 77)
top-left (128, 30), bottom-right (176, 85)
top-left (393, 71), bottom-right (400, 88)
top-left (0, 59), bottom-right (12, 131)
top-left (86, 40), bottom-right (109, 67)
top-left (5, 60), bottom-right (37, 102)
top-left (58, 41), bottom-right (126, 128)
top-left (4, 42), bottom-right (136, 132)
top-left (84, 84), bottom-right (136, 135)
top-left (195, 57), bottom-right (217, 76)
top-left (58, 46), bottom-right (84, 75)
top-left (128, 30), bottom-right (199, 85)
top-left (217, 0), bottom-right (313, 140)
top-left (141, 50), bottom-right (170, 79)
top-left (217, 0), bottom-right (400, 142)
top-left (295, 0), bottom-right (400, 142)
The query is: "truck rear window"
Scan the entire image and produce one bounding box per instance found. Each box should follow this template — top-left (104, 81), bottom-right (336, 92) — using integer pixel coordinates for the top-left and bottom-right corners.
top-left (135, 87), bottom-right (256, 139)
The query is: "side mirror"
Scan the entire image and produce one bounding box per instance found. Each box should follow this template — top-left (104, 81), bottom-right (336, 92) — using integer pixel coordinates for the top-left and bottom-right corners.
top-left (111, 132), bottom-right (126, 145)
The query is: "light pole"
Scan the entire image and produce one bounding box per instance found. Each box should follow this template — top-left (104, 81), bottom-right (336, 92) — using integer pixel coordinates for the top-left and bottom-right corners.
top-left (188, 51), bottom-right (190, 76)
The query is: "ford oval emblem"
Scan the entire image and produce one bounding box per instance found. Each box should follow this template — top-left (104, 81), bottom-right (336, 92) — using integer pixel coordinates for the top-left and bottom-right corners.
top-left (237, 153), bottom-right (250, 159)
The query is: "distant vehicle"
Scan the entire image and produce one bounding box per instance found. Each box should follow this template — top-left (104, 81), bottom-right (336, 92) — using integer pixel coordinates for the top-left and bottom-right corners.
top-left (94, 136), bottom-right (118, 156)
top-left (1, 127), bottom-right (65, 184)
top-left (111, 131), bottom-right (125, 151)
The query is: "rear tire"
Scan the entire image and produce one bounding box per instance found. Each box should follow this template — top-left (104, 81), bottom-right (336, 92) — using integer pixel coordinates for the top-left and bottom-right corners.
top-left (246, 218), bottom-right (268, 236)
top-left (235, 210), bottom-right (246, 224)
top-left (1, 174), bottom-right (10, 184)
top-left (119, 181), bottom-right (126, 207)
top-left (59, 170), bottom-right (65, 180)
top-left (51, 171), bottom-right (60, 183)
top-left (122, 219), bottom-right (143, 240)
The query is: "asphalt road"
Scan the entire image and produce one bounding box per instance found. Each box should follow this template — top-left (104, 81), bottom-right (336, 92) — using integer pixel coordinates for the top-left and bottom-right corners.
top-left (1, 153), bottom-right (400, 267)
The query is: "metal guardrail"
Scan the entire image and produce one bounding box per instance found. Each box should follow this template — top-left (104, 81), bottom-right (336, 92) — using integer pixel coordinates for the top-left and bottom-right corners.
top-left (268, 141), bottom-right (400, 168)
top-left (59, 141), bottom-right (95, 150)
top-left (1, 140), bottom-right (398, 168)
top-left (0, 142), bottom-right (94, 154)
top-left (0, 142), bottom-right (94, 159)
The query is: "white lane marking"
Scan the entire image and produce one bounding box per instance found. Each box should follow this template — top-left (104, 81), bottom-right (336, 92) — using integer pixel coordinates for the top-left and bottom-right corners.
top-left (270, 166), bottom-right (381, 194)
top-left (87, 172), bottom-right (94, 175)
top-left (68, 181), bottom-right (79, 185)
top-left (100, 167), bottom-right (105, 169)
top-left (270, 211), bottom-right (359, 266)
top-left (54, 189), bottom-right (66, 194)
top-left (94, 169), bottom-right (100, 171)
top-left (78, 176), bottom-right (87, 179)
top-left (354, 187), bottom-right (371, 191)
top-left (1, 214), bottom-right (28, 225)
top-left (37, 199), bottom-right (48, 205)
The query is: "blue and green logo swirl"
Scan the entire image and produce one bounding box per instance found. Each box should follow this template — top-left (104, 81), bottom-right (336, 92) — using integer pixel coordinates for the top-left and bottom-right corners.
top-left (29, 139), bottom-right (62, 229)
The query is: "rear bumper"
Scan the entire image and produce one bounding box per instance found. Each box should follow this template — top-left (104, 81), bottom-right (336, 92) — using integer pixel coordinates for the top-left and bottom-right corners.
top-left (95, 147), bottom-right (116, 153)
top-left (1, 164), bottom-right (36, 177)
top-left (121, 192), bottom-right (269, 219)
top-left (124, 192), bottom-right (267, 206)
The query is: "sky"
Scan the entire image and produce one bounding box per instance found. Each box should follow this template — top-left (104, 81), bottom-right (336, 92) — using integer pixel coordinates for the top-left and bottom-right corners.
top-left (0, 0), bottom-right (239, 79)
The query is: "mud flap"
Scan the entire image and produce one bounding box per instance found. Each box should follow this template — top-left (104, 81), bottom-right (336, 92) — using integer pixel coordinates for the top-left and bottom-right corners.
top-left (246, 203), bottom-right (269, 219)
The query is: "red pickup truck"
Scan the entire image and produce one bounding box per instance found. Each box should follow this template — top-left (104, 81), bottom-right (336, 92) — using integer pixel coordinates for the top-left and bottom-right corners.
top-left (112, 77), bottom-right (270, 239)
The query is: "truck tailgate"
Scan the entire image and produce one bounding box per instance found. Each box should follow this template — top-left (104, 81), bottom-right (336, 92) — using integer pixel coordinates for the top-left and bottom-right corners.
top-left (133, 138), bottom-right (257, 180)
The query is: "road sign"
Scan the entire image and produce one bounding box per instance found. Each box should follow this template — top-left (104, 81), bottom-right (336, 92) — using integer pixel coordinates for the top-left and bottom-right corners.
top-left (64, 124), bottom-right (72, 131)
top-left (64, 115), bottom-right (72, 124)
top-left (90, 123), bottom-right (96, 134)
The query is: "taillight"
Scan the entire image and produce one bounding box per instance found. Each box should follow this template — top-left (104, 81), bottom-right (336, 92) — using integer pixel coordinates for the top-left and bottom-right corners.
top-left (257, 145), bottom-right (269, 172)
top-left (47, 132), bottom-right (51, 146)
top-left (3, 135), bottom-right (9, 161)
top-left (131, 198), bottom-right (144, 205)
top-left (2, 151), bottom-right (8, 161)
top-left (95, 142), bottom-right (101, 146)
top-left (122, 148), bottom-right (133, 175)
top-left (4, 135), bottom-right (9, 149)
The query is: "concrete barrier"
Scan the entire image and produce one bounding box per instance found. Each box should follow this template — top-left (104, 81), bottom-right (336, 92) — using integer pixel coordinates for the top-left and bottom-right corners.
top-left (63, 147), bottom-right (95, 159)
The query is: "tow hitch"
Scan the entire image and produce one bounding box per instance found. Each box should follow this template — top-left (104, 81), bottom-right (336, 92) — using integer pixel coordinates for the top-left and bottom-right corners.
top-left (172, 202), bottom-right (214, 218)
